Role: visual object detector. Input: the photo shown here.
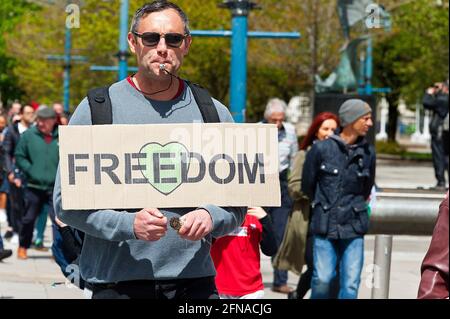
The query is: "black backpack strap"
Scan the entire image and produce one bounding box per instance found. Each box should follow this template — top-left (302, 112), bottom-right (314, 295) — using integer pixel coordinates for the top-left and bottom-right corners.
top-left (87, 86), bottom-right (112, 125)
top-left (186, 81), bottom-right (220, 123)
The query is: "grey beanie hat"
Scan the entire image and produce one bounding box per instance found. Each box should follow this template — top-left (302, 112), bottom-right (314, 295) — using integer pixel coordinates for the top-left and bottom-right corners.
top-left (338, 99), bottom-right (372, 127)
top-left (36, 106), bottom-right (56, 119)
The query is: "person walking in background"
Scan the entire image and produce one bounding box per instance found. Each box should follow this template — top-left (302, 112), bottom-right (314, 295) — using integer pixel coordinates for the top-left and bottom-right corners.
top-left (417, 192), bottom-right (448, 299)
top-left (211, 207), bottom-right (278, 299)
top-left (2, 104), bottom-right (35, 243)
top-left (0, 113), bottom-right (9, 224)
top-left (0, 113), bottom-right (7, 135)
top-left (273, 112), bottom-right (340, 299)
top-left (302, 99), bottom-right (376, 299)
top-left (14, 107), bottom-right (61, 261)
top-left (0, 224), bottom-right (12, 261)
top-left (423, 80), bottom-right (449, 190)
top-left (53, 103), bottom-right (69, 126)
top-left (262, 98), bottom-right (298, 294)
top-left (0, 135), bottom-right (12, 262)
top-left (7, 101), bottom-right (22, 124)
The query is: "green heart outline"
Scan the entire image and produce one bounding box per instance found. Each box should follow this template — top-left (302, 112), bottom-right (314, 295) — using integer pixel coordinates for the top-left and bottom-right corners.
top-left (138, 142), bottom-right (190, 196)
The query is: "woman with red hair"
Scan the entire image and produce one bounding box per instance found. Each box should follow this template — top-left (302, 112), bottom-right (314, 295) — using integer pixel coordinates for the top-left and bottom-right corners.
top-left (300, 112), bottom-right (340, 151)
top-left (273, 112), bottom-right (339, 299)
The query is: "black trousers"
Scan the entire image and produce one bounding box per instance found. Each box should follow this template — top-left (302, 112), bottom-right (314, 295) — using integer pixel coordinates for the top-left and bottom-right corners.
top-left (443, 130), bottom-right (449, 159)
top-left (19, 187), bottom-right (55, 248)
top-left (430, 133), bottom-right (449, 185)
top-left (8, 182), bottom-right (25, 233)
top-left (91, 277), bottom-right (219, 299)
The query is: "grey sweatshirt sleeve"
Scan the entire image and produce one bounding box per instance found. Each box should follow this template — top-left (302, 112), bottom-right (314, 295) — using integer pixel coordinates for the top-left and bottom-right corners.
top-left (53, 167), bottom-right (137, 241)
top-left (53, 98), bottom-right (137, 241)
top-left (199, 205), bottom-right (246, 238)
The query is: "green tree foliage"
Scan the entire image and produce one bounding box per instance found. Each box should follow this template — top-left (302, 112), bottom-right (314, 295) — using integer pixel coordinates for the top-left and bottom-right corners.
top-left (247, 0), bottom-right (343, 120)
top-left (5, 0), bottom-right (120, 109)
top-left (373, 0), bottom-right (449, 140)
top-left (6, 0), bottom-right (230, 111)
top-left (175, 0), bottom-right (231, 104)
top-left (0, 0), bottom-right (37, 107)
top-left (4, 0), bottom-right (342, 119)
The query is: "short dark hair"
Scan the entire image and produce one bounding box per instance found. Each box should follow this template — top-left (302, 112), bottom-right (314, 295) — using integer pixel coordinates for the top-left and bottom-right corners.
top-left (130, 1), bottom-right (190, 35)
top-left (20, 104), bottom-right (34, 114)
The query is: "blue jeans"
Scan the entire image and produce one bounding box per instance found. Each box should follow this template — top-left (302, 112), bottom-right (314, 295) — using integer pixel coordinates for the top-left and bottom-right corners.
top-left (311, 236), bottom-right (364, 299)
top-left (34, 205), bottom-right (49, 245)
top-left (51, 223), bottom-right (70, 276)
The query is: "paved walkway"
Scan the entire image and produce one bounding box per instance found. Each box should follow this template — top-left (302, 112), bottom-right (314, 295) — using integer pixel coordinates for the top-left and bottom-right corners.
top-left (0, 246), bottom-right (84, 299)
top-left (0, 158), bottom-right (443, 299)
top-left (262, 234), bottom-right (431, 299)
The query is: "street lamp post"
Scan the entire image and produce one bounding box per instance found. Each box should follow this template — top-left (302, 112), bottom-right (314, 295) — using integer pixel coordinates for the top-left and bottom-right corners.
top-left (219, 0), bottom-right (259, 123)
top-left (117, 0), bottom-right (130, 81)
top-left (63, 24), bottom-right (71, 113)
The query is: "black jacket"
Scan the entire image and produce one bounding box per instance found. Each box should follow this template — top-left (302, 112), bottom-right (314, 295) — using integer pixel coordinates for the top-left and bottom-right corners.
top-left (301, 133), bottom-right (376, 239)
top-left (2, 123), bottom-right (21, 174)
top-left (259, 215), bottom-right (278, 257)
top-left (423, 93), bottom-right (449, 119)
top-left (423, 93), bottom-right (449, 136)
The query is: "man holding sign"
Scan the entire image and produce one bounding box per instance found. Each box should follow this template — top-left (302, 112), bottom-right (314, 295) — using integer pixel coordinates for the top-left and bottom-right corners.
top-left (53, 1), bottom-right (247, 299)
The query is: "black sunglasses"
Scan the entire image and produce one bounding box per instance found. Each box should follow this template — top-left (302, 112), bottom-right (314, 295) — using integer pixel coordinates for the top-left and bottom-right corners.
top-left (133, 31), bottom-right (187, 48)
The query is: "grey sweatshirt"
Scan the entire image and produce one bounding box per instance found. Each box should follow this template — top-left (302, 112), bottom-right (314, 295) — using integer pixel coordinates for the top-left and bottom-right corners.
top-left (53, 79), bottom-right (246, 283)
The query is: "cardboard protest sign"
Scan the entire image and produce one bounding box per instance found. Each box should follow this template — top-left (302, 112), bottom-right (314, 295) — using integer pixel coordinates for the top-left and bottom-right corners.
top-left (59, 123), bottom-right (280, 210)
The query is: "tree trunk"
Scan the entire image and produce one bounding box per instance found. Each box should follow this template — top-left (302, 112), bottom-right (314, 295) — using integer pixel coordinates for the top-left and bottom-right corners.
top-left (386, 93), bottom-right (399, 142)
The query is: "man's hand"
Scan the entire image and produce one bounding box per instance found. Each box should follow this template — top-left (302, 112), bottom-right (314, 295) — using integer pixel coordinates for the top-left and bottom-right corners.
top-left (427, 87), bottom-right (436, 95)
top-left (9, 173), bottom-right (22, 188)
top-left (247, 207), bottom-right (267, 220)
top-left (178, 209), bottom-right (213, 241)
top-left (13, 178), bottom-right (22, 188)
top-left (133, 208), bottom-right (168, 241)
top-left (54, 216), bottom-right (68, 228)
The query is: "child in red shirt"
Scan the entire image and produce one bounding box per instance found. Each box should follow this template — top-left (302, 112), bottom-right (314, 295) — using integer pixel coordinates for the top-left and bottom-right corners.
top-left (211, 207), bottom-right (278, 299)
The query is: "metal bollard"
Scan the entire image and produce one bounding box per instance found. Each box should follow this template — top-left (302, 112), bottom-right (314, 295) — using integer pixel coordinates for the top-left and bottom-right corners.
top-left (371, 235), bottom-right (393, 299)
top-left (369, 190), bottom-right (443, 235)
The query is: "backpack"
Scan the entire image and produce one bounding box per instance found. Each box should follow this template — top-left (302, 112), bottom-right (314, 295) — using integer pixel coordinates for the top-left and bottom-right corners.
top-left (86, 81), bottom-right (220, 125)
